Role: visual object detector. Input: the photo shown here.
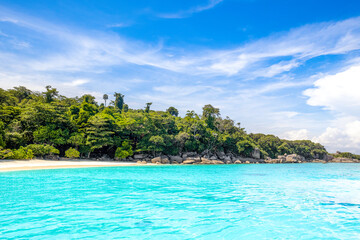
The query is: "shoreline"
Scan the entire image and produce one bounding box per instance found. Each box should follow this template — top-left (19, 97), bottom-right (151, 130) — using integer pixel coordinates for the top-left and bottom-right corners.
top-left (1, 158), bottom-right (359, 172)
top-left (0, 159), bottom-right (150, 172)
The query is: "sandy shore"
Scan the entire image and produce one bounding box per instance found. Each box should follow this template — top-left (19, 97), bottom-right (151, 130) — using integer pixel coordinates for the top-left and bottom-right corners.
top-left (0, 159), bottom-right (145, 172)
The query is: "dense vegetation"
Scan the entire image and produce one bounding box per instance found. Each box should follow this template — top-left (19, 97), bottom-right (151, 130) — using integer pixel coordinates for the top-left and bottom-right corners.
top-left (332, 152), bottom-right (360, 160)
top-left (0, 86), bottom-right (328, 160)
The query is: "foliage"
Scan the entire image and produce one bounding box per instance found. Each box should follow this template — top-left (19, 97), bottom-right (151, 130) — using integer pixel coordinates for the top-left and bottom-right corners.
top-left (13, 147), bottom-right (34, 159)
top-left (115, 141), bottom-right (133, 159)
top-left (26, 144), bottom-right (60, 157)
top-left (103, 94), bottom-right (108, 107)
top-left (332, 152), bottom-right (360, 160)
top-left (249, 134), bottom-right (327, 159)
top-left (0, 86), bottom-right (335, 160)
top-left (33, 125), bottom-right (69, 146)
top-left (236, 139), bottom-right (257, 157)
top-left (0, 148), bottom-right (14, 159)
top-left (166, 106), bottom-right (179, 117)
top-left (114, 92), bottom-right (124, 112)
top-left (43, 85), bottom-right (59, 103)
top-left (86, 113), bottom-right (115, 156)
top-left (202, 104), bottom-right (220, 130)
top-left (0, 146), bottom-right (33, 160)
top-left (65, 148), bottom-right (80, 158)
top-left (145, 102), bottom-right (152, 113)
top-left (0, 121), bottom-right (5, 148)
top-left (148, 135), bottom-right (165, 155)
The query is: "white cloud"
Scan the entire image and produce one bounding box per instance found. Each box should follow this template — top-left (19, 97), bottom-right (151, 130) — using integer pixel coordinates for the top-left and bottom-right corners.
top-left (0, 17), bottom-right (18, 24)
top-left (304, 65), bottom-right (360, 153)
top-left (0, 30), bottom-right (8, 37)
top-left (107, 23), bottom-right (131, 28)
top-left (3, 8), bottom-right (360, 78)
top-left (312, 120), bottom-right (360, 153)
top-left (304, 65), bottom-right (360, 116)
top-left (282, 129), bottom-right (310, 140)
top-left (256, 60), bottom-right (300, 78)
top-left (158, 0), bottom-right (223, 19)
top-left (3, 7), bottom-right (360, 153)
top-left (63, 79), bottom-right (90, 87)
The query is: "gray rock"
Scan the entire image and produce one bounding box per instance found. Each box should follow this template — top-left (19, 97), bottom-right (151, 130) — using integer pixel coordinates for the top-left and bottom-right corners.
top-left (265, 157), bottom-right (281, 163)
top-left (311, 159), bottom-right (326, 163)
top-left (201, 150), bottom-right (209, 156)
top-left (217, 152), bottom-right (226, 160)
top-left (182, 152), bottom-right (197, 158)
top-left (151, 157), bottom-right (161, 163)
top-left (200, 158), bottom-right (212, 164)
top-left (324, 154), bottom-right (334, 161)
top-left (238, 157), bottom-right (259, 163)
top-left (184, 157), bottom-right (201, 163)
top-left (169, 155), bottom-right (183, 163)
top-left (161, 157), bottom-right (170, 164)
top-left (98, 155), bottom-right (111, 161)
top-left (251, 148), bottom-right (261, 159)
top-left (331, 157), bottom-right (359, 163)
top-left (183, 159), bottom-right (196, 164)
top-left (285, 154), bottom-right (305, 163)
top-left (212, 160), bottom-right (225, 164)
top-left (134, 154), bottom-right (147, 159)
top-left (277, 155), bottom-right (286, 163)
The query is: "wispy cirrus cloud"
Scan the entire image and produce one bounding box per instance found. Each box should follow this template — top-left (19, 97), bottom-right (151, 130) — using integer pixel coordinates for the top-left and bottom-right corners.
top-left (106, 22), bottom-right (132, 28)
top-left (157, 0), bottom-right (224, 19)
top-left (0, 16), bottom-right (18, 23)
top-left (2, 6), bottom-right (360, 152)
top-left (3, 6), bottom-right (360, 79)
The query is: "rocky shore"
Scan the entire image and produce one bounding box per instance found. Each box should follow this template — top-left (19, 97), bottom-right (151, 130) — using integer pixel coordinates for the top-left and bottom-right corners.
top-left (108, 150), bottom-right (360, 165)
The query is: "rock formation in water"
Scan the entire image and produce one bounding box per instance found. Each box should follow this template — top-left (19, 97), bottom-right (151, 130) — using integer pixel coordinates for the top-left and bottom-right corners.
top-left (111, 152), bottom-right (360, 165)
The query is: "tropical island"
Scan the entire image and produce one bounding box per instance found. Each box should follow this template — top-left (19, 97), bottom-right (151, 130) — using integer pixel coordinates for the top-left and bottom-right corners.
top-left (0, 86), bottom-right (359, 166)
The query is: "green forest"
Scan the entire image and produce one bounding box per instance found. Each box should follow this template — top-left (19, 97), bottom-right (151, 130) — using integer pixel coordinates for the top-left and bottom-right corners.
top-left (0, 86), bottom-right (329, 160)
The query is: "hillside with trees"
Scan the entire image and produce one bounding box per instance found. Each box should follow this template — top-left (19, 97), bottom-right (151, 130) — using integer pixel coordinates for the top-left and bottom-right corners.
top-left (0, 86), bottom-right (328, 160)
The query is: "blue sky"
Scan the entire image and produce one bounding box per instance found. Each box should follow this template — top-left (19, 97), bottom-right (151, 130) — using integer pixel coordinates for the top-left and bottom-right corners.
top-left (1, 0), bottom-right (360, 153)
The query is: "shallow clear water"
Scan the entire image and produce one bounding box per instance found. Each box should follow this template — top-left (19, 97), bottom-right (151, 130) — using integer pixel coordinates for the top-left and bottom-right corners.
top-left (1, 164), bottom-right (360, 239)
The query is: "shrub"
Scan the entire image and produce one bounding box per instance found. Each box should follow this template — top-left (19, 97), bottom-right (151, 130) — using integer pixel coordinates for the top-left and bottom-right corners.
top-left (0, 148), bottom-right (14, 159)
top-left (26, 144), bottom-right (60, 157)
top-left (115, 148), bottom-right (131, 159)
top-left (65, 148), bottom-right (80, 158)
top-left (5, 132), bottom-right (25, 149)
top-left (236, 139), bottom-right (256, 157)
top-left (13, 147), bottom-right (34, 159)
top-left (115, 141), bottom-right (133, 159)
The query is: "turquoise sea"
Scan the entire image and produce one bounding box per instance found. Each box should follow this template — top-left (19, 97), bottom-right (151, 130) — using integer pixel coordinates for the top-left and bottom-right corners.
top-left (1, 164), bottom-right (360, 239)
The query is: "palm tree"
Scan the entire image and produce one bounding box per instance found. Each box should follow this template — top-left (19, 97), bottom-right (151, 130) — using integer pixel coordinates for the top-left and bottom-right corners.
top-left (103, 94), bottom-right (108, 107)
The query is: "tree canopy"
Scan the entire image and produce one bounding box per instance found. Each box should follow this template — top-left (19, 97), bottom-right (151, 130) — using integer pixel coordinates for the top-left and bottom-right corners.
top-left (0, 86), bottom-right (329, 160)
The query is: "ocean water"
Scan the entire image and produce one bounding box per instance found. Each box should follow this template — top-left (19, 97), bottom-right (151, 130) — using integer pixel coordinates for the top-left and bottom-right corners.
top-left (1, 164), bottom-right (360, 239)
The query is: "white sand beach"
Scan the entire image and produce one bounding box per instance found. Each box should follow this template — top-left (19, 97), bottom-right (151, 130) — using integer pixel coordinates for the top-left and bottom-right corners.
top-left (0, 159), bottom-right (145, 172)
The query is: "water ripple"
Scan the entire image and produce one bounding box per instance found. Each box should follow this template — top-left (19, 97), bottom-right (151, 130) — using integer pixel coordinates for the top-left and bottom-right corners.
top-left (1, 164), bottom-right (360, 239)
